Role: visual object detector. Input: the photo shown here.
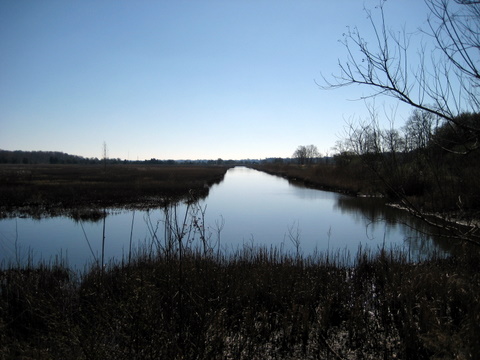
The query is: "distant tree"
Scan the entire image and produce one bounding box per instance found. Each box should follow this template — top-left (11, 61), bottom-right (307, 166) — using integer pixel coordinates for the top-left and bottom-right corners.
top-left (0, 150), bottom-right (98, 164)
top-left (403, 109), bottom-right (437, 151)
top-left (293, 145), bottom-right (320, 165)
top-left (293, 146), bottom-right (308, 165)
top-left (306, 145), bottom-right (321, 164)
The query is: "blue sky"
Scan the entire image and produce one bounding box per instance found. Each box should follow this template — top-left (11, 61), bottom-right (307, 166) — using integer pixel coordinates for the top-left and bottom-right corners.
top-left (1, 0), bottom-right (431, 160)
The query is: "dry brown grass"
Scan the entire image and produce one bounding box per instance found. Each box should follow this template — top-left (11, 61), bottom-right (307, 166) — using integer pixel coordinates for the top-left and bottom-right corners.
top-left (0, 246), bottom-right (478, 359)
top-left (249, 163), bottom-right (378, 196)
top-left (0, 164), bottom-right (231, 218)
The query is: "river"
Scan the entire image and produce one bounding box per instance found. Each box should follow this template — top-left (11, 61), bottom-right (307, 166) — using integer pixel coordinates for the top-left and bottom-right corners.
top-left (0, 166), bottom-right (450, 268)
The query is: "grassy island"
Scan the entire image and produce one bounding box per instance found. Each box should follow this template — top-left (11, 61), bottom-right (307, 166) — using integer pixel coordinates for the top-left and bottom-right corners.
top-left (0, 164), bottom-right (231, 218)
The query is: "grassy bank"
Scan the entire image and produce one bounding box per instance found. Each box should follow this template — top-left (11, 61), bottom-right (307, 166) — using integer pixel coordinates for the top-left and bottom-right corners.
top-left (0, 246), bottom-right (478, 359)
top-left (0, 164), bottom-right (231, 218)
top-left (250, 163), bottom-right (480, 244)
top-left (248, 163), bottom-right (378, 196)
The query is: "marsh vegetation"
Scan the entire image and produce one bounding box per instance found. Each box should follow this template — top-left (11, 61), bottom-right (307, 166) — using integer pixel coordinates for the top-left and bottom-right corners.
top-left (0, 164), bottom-right (231, 219)
top-left (1, 238), bottom-right (478, 359)
top-left (0, 166), bottom-right (479, 358)
top-left (0, 161), bottom-right (479, 358)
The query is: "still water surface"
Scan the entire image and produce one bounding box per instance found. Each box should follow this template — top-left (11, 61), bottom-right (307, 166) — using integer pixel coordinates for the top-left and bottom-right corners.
top-left (0, 167), bottom-right (449, 268)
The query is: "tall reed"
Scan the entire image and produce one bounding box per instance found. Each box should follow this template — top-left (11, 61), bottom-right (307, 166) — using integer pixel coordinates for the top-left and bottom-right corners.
top-left (0, 201), bottom-right (478, 359)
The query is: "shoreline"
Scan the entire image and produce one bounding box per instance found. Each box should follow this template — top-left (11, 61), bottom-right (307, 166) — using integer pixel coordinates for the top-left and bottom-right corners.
top-left (247, 164), bottom-right (361, 197)
top-left (251, 164), bottom-right (480, 238)
top-left (0, 163), bottom-right (232, 219)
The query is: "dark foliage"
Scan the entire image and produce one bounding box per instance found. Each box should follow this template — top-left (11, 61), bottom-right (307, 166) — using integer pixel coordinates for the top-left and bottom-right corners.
top-left (0, 164), bottom-right (231, 218)
top-left (0, 247), bottom-right (478, 359)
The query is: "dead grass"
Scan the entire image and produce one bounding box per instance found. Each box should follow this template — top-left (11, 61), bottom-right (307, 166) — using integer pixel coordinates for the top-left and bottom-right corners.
top-left (249, 163), bottom-right (378, 196)
top-left (0, 245), bottom-right (478, 359)
top-left (0, 164), bottom-right (231, 218)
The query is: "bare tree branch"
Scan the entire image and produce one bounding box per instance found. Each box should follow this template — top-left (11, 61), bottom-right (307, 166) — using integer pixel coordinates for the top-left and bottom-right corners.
top-left (321, 0), bottom-right (480, 134)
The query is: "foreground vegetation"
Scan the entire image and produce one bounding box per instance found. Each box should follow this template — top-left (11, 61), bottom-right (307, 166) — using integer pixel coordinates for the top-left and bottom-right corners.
top-left (0, 245), bottom-right (478, 360)
top-left (0, 164), bottom-right (231, 218)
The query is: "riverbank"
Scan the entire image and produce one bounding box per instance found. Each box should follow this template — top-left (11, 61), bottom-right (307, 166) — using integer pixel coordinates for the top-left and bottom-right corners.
top-left (248, 163), bottom-right (377, 196)
top-left (0, 164), bottom-right (232, 219)
top-left (250, 163), bottom-right (480, 244)
top-left (1, 246), bottom-right (478, 359)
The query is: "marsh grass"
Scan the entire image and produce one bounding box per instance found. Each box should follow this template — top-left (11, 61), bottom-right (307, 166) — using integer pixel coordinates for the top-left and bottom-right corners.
top-left (1, 165), bottom-right (479, 358)
top-left (0, 242), bottom-right (478, 359)
top-left (250, 163), bottom-right (377, 196)
top-left (0, 164), bottom-right (231, 218)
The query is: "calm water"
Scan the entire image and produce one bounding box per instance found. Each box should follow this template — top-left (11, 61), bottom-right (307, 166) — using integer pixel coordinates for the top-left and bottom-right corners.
top-left (0, 167), bottom-right (450, 268)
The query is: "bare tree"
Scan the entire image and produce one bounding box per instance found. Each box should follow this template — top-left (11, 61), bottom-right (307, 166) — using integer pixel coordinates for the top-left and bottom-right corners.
top-left (293, 146), bottom-right (307, 165)
top-left (306, 144), bottom-right (321, 163)
top-left (324, 0), bottom-right (480, 245)
top-left (322, 0), bottom-right (479, 137)
top-left (293, 145), bottom-right (320, 165)
top-left (403, 109), bottom-right (437, 151)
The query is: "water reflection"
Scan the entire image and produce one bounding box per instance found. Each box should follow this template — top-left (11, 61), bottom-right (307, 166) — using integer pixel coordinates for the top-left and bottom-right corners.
top-left (0, 166), bottom-right (452, 268)
top-left (334, 196), bottom-right (453, 257)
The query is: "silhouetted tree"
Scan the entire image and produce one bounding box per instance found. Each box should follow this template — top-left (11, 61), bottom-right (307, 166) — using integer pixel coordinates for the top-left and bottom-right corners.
top-left (325, 0), bottom-right (480, 246)
top-left (323, 0), bottom-right (479, 136)
top-left (293, 145), bottom-right (320, 165)
top-left (293, 146), bottom-right (308, 165)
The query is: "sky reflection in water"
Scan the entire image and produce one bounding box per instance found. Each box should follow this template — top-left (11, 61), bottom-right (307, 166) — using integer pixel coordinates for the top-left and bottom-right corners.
top-left (0, 167), bottom-right (448, 268)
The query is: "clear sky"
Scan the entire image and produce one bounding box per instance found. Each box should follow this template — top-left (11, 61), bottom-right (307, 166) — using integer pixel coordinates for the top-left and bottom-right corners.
top-left (1, 0), bottom-right (431, 160)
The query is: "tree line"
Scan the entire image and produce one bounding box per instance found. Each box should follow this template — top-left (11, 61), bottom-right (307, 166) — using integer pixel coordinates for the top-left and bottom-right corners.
top-left (0, 150), bottom-right (121, 165)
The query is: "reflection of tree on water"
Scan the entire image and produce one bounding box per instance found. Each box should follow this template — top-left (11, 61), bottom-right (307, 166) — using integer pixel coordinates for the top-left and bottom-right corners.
top-left (274, 177), bottom-right (456, 259)
top-left (334, 196), bottom-right (456, 258)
